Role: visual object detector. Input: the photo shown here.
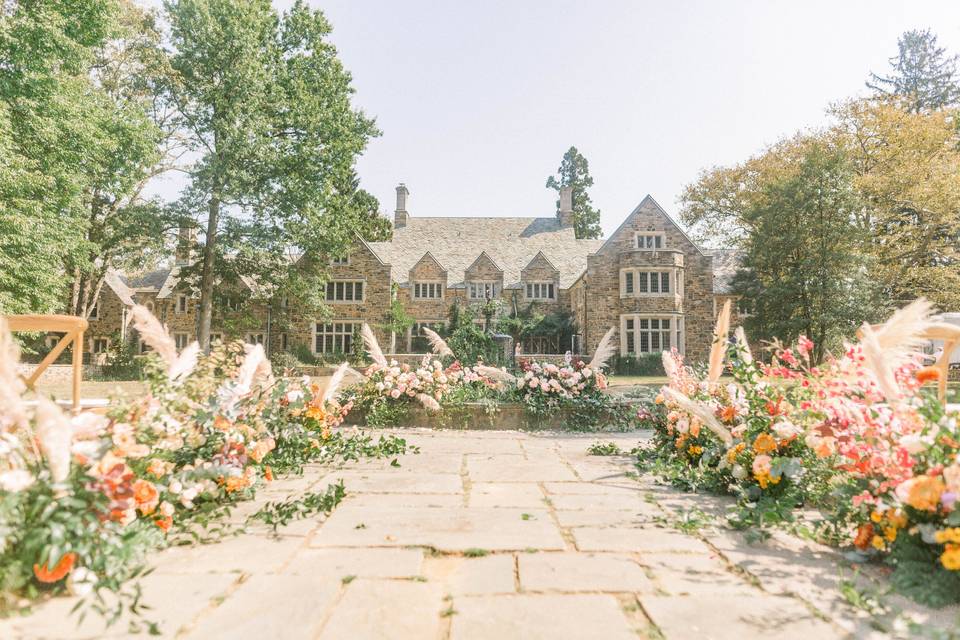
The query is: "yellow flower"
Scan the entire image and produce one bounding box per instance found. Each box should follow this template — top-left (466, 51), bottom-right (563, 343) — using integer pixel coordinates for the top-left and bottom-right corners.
top-left (941, 544), bottom-right (960, 571)
top-left (871, 535), bottom-right (886, 551)
top-left (687, 445), bottom-right (703, 456)
top-left (883, 527), bottom-right (897, 543)
top-left (900, 476), bottom-right (945, 512)
top-left (934, 528), bottom-right (960, 545)
top-left (305, 405), bottom-right (327, 421)
top-left (753, 433), bottom-right (777, 455)
top-left (870, 511), bottom-right (883, 523)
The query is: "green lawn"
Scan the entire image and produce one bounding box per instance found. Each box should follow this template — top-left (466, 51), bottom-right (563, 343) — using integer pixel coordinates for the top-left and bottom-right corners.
top-left (607, 375), bottom-right (668, 387)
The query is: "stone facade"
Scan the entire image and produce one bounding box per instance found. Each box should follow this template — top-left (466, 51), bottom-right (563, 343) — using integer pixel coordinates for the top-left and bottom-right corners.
top-left (85, 186), bottom-right (737, 365)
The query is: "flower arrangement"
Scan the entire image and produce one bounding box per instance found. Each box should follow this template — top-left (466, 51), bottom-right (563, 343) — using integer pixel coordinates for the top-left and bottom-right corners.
top-left (644, 299), bottom-right (960, 606)
top-left (0, 307), bottom-right (407, 626)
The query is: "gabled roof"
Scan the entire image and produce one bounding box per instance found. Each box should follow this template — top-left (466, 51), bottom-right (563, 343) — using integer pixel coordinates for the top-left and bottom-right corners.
top-left (522, 251), bottom-right (559, 274)
top-left (104, 269), bottom-right (136, 306)
top-left (123, 267), bottom-right (171, 292)
top-left (595, 194), bottom-right (706, 258)
top-left (369, 217), bottom-right (604, 289)
top-left (410, 251), bottom-right (447, 275)
top-left (465, 251), bottom-right (503, 275)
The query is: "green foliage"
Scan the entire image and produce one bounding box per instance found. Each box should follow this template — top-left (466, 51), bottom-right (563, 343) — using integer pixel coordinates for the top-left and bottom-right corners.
top-left (269, 350), bottom-right (305, 375)
top-left (101, 335), bottom-right (144, 380)
top-left (164, 0), bottom-right (383, 347)
top-left (545, 146), bottom-right (602, 239)
top-left (886, 533), bottom-right (960, 608)
top-left (867, 29), bottom-right (960, 112)
top-left (733, 140), bottom-right (880, 360)
top-left (386, 285), bottom-right (415, 338)
top-left (611, 354), bottom-right (664, 376)
top-left (586, 441), bottom-right (622, 456)
top-left (444, 301), bottom-right (501, 365)
top-left (248, 481), bottom-right (346, 533)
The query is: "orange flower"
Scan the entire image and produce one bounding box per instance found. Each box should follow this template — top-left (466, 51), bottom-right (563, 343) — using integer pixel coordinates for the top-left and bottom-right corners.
top-left (305, 405), bottom-right (327, 421)
top-left (224, 475), bottom-right (250, 493)
top-left (264, 465), bottom-right (274, 482)
top-left (213, 415), bottom-right (233, 431)
top-left (154, 516), bottom-right (173, 533)
top-left (753, 433), bottom-right (777, 455)
top-left (898, 475), bottom-right (945, 512)
top-left (720, 405), bottom-right (737, 423)
top-left (854, 523), bottom-right (874, 550)
top-left (34, 552), bottom-right (77, 583)
top-left (916, 366), bottom-right (941, 384)
top-left (133, 479), bottom-right (159, 515)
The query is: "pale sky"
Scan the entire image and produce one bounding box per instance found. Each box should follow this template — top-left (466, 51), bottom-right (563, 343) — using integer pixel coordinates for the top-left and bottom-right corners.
top-left (146, 0), bottom-right (960, 237)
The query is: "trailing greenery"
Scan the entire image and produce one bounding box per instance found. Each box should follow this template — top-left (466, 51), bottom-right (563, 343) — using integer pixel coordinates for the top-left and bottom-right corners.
top-left (248, 481), bottom-right (346, 533)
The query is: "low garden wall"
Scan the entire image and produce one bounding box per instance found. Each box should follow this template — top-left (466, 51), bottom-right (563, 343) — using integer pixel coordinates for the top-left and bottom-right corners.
top-left (343, 400), bottom-right (640, 431)
top-left (16, 363), bottom-right (104, 384)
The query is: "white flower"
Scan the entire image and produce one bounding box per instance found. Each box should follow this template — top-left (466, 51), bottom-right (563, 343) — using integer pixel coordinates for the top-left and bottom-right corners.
top-left (772, 420), bottom-right (801, 440)
top-left (732, 464), bottom-right (747, 480)
top-left (168, 480), bottom-right (183, 494)
top-left (899, 433), bottom-right (928, 455)
top-left (285, 389), bottom-right (304, 403)
top-left (0, 469), bottom-right (34, 492)
top-left (67, 567), bottom-right (98, 597)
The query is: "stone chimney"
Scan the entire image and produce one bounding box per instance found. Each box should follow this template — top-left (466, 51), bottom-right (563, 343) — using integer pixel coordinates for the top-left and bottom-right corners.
top-left (394, 183), bottom-right (410, 228)
top-left (558, 186), bottom-right (575, 228)
top-left (175, 224), bottom-right (196, 266)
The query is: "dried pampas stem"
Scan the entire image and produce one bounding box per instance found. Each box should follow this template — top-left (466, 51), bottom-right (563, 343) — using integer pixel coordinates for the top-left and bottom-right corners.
top-left (0, 318), bottom-right (29, 433)
top-left (321, 362), bottom-right (349, 406)
top-left (361, 323), bottom-right (388, 367)
top-left (34, 398), bottom-right (72, 484)
top-left (707, 299), bottom-right (732, 384)
top-left (168, 341), bottom-right (199, 381)
top-left (661, 350), bottom-right (677, 379)
top-left (860, 323), bottom-right (902, 401)
top-left (734, 326), bottom-right (752, 364)
top-left (870, 298), bottom-right (936, 369)
top-left (475, 364), bottom-right (517, 384)
top-left (130, 304), bottom-right (177, 367)
top-left (661, 387), bottom-right (733, 446)
top-left (422, 327), bottom-right (454, 358)
top-left (416, 393), bottom-right (441, 412)
top-left (588, 327), bottom-right (617, 370)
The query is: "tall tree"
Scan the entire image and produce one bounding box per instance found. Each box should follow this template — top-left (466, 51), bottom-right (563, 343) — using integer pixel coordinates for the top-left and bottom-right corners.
top-left (734, 140), bottom-right (878, 360)
top-left (65, 0), bottom-right (183, 320)
top-left (546, 146), bottom-right (602, 239)
top-left (832, 99), bottom-right (960, 309)
top-left (867, 29), bottom-right (960, 112)
top-left (164, 0), bottom-right (382, 350)
top-left (0, 0), bottom-right (120, 313)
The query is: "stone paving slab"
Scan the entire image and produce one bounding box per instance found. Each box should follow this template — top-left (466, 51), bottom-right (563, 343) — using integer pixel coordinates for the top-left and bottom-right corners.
top-left (286, 547), bottom-right (424, 579)
top-left (181, 574), bottom-right (341, 640)
top-left (470, 482), bottom-right (546, 508)
top-left (572, 526), bottom-right (711, 553)
top-left (311, 505), bottom-right (567, 551)
top-left (316, 579), bottom-right (443, 639)
top-left (450, 594), bottom-right (638, 640)
top-left (518, 552), bottom-right (654, 593)
top-left (640, 593), bottom-right (846, 640)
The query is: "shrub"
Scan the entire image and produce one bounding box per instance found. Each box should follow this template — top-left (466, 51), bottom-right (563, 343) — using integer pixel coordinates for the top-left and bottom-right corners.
top-left (611, 353), bottom-right (664, 376)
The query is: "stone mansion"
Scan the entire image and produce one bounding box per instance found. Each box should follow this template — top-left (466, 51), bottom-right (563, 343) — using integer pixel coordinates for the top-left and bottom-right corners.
top-left (86, 184), bottom-right (737, 364)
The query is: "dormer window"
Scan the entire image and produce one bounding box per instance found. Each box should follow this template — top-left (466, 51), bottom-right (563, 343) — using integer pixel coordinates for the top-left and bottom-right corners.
top-left (468, 281), bottom-right (499, 300)
top-left (635, 233), bottom-right (664, 250)
top-left (525, 282), bottom-right (556, 301)
top-left (330, 254), bottom-right (349, 266)
top-left (413, 282), bottom-right (443, 299)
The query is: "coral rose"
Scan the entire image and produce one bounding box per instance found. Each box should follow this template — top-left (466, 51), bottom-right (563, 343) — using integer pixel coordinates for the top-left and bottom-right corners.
top-left (133, 479), bottom-right (160, 515)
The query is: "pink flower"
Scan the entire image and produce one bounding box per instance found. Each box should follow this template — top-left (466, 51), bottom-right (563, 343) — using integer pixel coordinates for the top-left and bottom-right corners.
top-left (752, 455), bottom-right (772, 476)
top-left (797, 335), bottom-right (814, 356)
top-left (390, 389), bottom-right (401, 399)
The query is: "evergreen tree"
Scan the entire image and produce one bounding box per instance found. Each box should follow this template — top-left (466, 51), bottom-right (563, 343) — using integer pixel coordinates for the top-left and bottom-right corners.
top-left (545, 146), bottom-right (602, 239)
top-left (867, 29), bottom-right (960, 112)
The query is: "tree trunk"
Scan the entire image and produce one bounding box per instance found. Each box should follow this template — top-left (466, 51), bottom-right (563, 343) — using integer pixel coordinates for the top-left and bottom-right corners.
top-left (198, 187), bottom-right (220, 352)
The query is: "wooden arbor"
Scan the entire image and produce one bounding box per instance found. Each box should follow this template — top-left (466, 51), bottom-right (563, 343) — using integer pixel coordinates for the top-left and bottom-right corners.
top-left (4, 314), bottom-right (87, 413)
top-left (923, 324), bottom-right (960, 405)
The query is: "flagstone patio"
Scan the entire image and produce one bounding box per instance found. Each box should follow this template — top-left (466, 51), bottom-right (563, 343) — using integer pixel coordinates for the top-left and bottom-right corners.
top-left (6, 428), bottom-right (958, 639)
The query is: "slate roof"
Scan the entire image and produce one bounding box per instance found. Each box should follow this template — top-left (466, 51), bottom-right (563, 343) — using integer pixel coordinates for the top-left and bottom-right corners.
top-left (709, 249), bottom-right (742, 294)
top-left (123, 268), bottom-right (172, 292)
top-left (103, 269), bottom-right (136, 306)
top-left (368, 217), bottom-right (605, 289)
